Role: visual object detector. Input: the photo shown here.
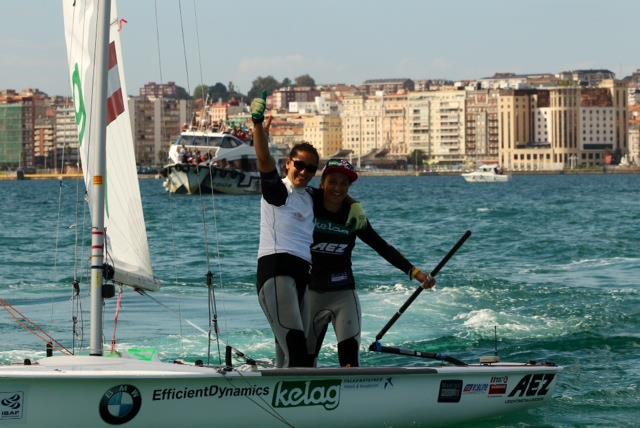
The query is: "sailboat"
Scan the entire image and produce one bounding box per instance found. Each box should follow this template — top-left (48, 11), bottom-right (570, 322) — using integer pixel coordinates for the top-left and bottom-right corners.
top-left (0, 1), bottom-right (560, 426)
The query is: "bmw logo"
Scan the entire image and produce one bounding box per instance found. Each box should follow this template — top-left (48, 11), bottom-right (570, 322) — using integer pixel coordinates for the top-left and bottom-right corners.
top-left (99, 384), bottom-right (142, 425)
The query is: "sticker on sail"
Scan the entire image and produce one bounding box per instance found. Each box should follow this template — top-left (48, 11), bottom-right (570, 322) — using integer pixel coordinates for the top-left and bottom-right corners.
top-left (99, 384), bottom-right (142, 425)
top-left (504, 373), bottom-right (555, 404)
top-left (272, 379), bottom-right (341, 410)
top-left (0, 391), bottom-right (23, 420)
top-left (438, 380), bottom-right (462, 403)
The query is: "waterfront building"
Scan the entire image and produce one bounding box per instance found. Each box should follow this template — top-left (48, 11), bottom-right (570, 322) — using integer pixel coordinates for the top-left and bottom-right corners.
top-left (406, 90), bottom-right (466, 168)
top-left (0, 89), bottom-right (49, 168)
top-left (629, 125), bottom-right (640, 165)
top-left (465, 90), bottom-right (499, 164)
top-left (498, 80), bottom-right (628, 171)
top-left (33, 113), bottom-right (55, 167)
top-left (381, 93), bottom-right (408, 157)
top-left (303, 114), bottom-right (342, 159)
top-left (53, 100), bottom-right (80, 171)
top-left (129, 93), bottom-right (190, 166)
top-left (0, 104), bottom-right (23, 168)
top-left (341, 93), bottom-right (383, 162)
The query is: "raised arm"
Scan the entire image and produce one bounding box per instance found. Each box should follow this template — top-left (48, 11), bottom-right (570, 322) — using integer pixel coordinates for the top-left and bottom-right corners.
top-left (251, 92), bottom-right (276, 173)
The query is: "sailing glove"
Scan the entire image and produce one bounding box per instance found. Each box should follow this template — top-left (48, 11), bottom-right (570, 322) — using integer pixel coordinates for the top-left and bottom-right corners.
top-left (251, 92), bottom-right (267, 123)
top-left (346, 202), bottom-right (367, 231)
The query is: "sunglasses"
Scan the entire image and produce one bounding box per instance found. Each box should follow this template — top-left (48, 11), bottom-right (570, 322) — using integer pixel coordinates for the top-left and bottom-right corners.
top-left (291, 159), bottom-right (318, 174)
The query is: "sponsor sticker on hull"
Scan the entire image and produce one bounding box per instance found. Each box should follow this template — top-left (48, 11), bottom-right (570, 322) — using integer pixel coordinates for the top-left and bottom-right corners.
top-left (99, 384), bottom-right (142, 425)
top-left (438, 380), bottom-right (463, 403)
top-left (273, 379), bottom-right (342, 410)
top-left (0, 391), bottom-right (23, 420)
top-left (488, 375), bottom-right (509, 396)
top-left (505, 373), bottom-right (555, 404)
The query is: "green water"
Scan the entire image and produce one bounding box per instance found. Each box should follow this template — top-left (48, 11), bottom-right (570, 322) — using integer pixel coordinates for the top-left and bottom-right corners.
top-left (0, 174), bottom-right (638, 426)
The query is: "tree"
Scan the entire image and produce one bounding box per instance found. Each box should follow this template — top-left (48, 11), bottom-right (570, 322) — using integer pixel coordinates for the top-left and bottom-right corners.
top-left (294, 74), bottom-right (316, 88)
top-left (175, 85), bottom-right (191, 99)
top-left (247, 75), bottom-right (281, 100)
top-left (209, 82), bottom-right (228, 103)
top-left (193, 84), bottom-right (210, 100)
top-left (281, 77), bottom-right (293, 88)
top-left (407, 149), bottom-right (427, 168)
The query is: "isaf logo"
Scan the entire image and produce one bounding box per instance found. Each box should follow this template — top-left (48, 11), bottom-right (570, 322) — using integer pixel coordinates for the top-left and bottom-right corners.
top-left (99, 384), bottom-right (142, 425)
top-left (0, 392), bottom-right (23, 420)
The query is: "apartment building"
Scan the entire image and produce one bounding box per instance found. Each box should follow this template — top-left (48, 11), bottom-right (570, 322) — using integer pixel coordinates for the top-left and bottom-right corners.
top-left (33, 114), bottom-right (55, 167)
top-left (465, 90), bottom-right (499, 162)
top-left (0, 104), bottom-right (23, 168)
top-left (271, 87), bottom-right (320, 112)
top-left (303, 114), bottom-right (342, 159)
top-left (54, 101), bottom-right (80, 170)
top-left (0, 89), bottom-right (50, 168)
top-left (129, 95), bottom-right (189, 166)
top-left (341, 94), bottom-right (383, 158)
top-left (406, 90), bottom-right (466, 166)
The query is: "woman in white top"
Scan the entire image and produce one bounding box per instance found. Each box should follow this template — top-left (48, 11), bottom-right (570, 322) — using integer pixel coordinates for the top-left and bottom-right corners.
top-left (252, 96), bottom-right (319, 367)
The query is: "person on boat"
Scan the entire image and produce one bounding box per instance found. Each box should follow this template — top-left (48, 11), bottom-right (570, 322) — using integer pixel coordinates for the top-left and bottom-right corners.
top-left (251, 95), bottom-right (320, 368)
top-left (307, 158), bottom-right (436, 367)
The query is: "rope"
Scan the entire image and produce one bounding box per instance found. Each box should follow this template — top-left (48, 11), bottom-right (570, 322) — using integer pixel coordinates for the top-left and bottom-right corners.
top-left (0, 299), bottom-right (72, 356)
top-left (110, 286), bottom-right (124, 353)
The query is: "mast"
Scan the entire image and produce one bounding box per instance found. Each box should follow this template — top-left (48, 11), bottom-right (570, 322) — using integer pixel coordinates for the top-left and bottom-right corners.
top-left (89, 0), bottom-right (112, 356)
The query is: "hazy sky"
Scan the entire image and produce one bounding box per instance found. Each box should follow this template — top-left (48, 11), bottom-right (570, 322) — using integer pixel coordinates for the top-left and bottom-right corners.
top-left (2, 0), bottom-right (639, 97)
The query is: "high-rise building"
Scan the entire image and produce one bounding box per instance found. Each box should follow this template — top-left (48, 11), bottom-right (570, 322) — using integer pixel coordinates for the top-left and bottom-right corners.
top-left (130, 94), bottom-right (190, 166)
top-left (0, 89), bottom-right (49, 168)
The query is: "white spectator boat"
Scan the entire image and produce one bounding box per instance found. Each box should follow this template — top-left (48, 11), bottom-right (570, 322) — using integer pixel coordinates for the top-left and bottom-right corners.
top-left (462, 164), bottom-right (511, 182)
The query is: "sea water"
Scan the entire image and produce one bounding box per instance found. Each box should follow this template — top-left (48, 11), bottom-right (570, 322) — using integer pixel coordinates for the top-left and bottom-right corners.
top-left (0, 174), bottom-right (638, 427)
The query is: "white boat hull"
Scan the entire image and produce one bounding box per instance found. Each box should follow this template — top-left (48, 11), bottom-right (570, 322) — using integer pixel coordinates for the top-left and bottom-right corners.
top-left (163, 164), bottom-right (261, 195)
top-left (0, 356), bottom-right (560, 427)
top-left (462, 172), bottom-right (510, 183)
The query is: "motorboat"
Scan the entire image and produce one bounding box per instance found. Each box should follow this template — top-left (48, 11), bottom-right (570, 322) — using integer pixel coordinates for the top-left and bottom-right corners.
top-left (462, 164), bottom-right (510, 183)
top-left (161, 130), bottom-right (282, 195)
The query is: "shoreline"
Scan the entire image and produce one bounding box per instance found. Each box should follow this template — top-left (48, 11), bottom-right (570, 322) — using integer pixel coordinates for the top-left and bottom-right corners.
top-left (1, 167), bottom-right (638, 182)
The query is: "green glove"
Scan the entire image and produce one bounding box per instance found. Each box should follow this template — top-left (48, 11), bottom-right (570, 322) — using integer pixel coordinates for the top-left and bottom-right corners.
top-left (251, 91), bottom-right (267, 123)
top-left (346, 202), bottom-right (367, 231)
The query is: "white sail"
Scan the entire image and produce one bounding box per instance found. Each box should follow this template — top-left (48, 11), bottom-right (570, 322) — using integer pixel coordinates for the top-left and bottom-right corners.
top-left (63, 0), bottom-right (159, 291)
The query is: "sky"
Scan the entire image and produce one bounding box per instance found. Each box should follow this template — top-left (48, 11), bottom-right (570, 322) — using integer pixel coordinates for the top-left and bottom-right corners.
top-left (2, 0), bottom-right (639, 97)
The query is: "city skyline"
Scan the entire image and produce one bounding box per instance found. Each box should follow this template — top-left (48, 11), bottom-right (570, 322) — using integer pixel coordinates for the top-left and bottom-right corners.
top-left (2, 0), bottom-right (640, 97)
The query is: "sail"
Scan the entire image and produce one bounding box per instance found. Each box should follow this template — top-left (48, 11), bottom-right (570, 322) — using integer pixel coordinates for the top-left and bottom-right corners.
top-left (63, 0), bottom-right (160, 291)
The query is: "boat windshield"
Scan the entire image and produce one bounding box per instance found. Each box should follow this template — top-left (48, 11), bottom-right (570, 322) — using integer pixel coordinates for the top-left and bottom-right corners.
top-left (175, 135), bottom-right (242, 148)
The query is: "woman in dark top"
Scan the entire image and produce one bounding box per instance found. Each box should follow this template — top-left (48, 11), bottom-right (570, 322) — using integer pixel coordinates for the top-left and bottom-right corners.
top-left (307, 159), bottom-right (435, 367)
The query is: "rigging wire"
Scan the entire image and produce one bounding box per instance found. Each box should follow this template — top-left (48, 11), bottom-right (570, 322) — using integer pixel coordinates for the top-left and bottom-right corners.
top-left (155, 0), bottom-right (186, 355)
top-left (177, 0), bottom-right (192, 95)
top-left (192, 0), bottom-right (207, 125)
